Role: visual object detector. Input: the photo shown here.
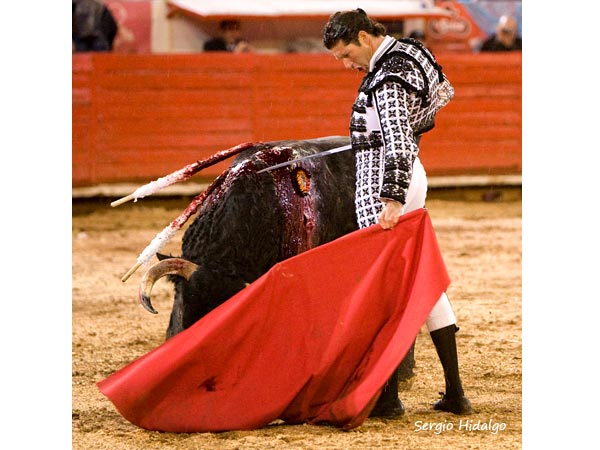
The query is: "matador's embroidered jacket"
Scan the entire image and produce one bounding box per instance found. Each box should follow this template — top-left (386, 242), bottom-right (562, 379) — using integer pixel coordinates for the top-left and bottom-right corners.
top-left (351, 36), bottom-right (454, 228)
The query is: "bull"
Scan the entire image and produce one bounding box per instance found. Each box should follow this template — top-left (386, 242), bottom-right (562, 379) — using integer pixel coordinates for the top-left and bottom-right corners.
top-left (139, 136), bottom-right (357, 337)
top-left (136, 135), bottom-right (415, 413)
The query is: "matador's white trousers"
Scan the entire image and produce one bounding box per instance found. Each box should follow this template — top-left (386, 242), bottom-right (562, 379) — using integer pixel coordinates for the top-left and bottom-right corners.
top-left (401, 157), bottom-right (456, 332)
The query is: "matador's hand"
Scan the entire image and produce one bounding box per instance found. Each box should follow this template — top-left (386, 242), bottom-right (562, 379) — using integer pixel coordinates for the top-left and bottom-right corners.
top-left (378, 200), bottom-right (404, 230)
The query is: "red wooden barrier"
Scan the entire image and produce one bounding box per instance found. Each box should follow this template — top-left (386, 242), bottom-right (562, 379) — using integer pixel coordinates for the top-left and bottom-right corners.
top-left (72, 52), bottom-right (521, 187)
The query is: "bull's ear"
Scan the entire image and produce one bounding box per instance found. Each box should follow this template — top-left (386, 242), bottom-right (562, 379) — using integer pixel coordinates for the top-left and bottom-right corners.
top-left (156, 252), bottom-right (173, 261)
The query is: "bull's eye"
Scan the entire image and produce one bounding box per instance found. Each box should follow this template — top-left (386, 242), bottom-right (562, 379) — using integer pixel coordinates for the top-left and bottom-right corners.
top-left (291, 168), bottom-right (311, 196)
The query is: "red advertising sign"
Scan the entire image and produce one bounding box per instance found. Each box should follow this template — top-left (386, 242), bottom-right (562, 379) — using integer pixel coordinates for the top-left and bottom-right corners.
top-left (428, 1), bottom-right (486, 51)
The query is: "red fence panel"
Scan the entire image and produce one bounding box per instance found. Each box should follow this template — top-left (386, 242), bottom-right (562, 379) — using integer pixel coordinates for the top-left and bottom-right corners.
top-left (72, 52), bottom-right (521, 186)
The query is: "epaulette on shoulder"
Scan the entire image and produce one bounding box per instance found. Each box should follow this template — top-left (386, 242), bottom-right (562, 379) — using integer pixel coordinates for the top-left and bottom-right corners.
top-left (360, 51), bottom-right (430, 106)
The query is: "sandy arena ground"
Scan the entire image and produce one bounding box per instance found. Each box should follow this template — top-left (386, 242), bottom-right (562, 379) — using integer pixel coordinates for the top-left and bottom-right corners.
top-left (72, 190), bottom-right (522, 449)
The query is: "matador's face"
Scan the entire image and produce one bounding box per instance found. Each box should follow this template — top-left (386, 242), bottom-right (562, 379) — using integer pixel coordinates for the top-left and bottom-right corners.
top-left (329, 31), bottom-right (374, 73)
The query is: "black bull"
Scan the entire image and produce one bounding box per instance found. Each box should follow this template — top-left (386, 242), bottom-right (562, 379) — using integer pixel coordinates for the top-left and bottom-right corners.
top-left (141, 136), bottom-right (415, 379)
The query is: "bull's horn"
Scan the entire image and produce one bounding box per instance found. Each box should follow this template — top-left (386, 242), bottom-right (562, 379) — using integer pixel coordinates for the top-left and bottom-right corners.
top-left (139, 258), bottom-right (198, 314)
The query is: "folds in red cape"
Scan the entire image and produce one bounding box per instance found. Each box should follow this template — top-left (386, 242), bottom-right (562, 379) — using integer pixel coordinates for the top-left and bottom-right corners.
top-left (97, 208), bottom-right (449, 432)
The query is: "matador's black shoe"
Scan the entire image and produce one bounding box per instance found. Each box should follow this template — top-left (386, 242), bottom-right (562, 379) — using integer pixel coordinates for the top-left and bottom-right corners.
top-left (433, 392), bottom-right (473, 415)
top-left (370, 397), bottom-right (405, 418)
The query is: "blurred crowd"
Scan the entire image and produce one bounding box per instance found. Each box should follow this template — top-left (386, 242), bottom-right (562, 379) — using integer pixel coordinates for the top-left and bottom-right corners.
top-left (72, 3), bottom-right (520, 55)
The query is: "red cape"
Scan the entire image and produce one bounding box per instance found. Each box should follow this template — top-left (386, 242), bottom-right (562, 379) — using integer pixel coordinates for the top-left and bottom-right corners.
top-left (97, 208), bottom-right (449, 432)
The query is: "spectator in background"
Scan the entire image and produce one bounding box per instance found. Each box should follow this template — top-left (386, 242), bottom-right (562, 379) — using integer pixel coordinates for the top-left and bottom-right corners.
top-left (72, 0), bottom-right (118, 52)
top-left (204, 20), bottom-right (253, 53)
top-left (480, 15), bottom-right (521, 52)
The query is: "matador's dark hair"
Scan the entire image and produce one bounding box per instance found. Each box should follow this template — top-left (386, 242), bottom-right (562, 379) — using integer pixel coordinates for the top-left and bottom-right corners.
top-left (322, 8), bottom-right (386, 49)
